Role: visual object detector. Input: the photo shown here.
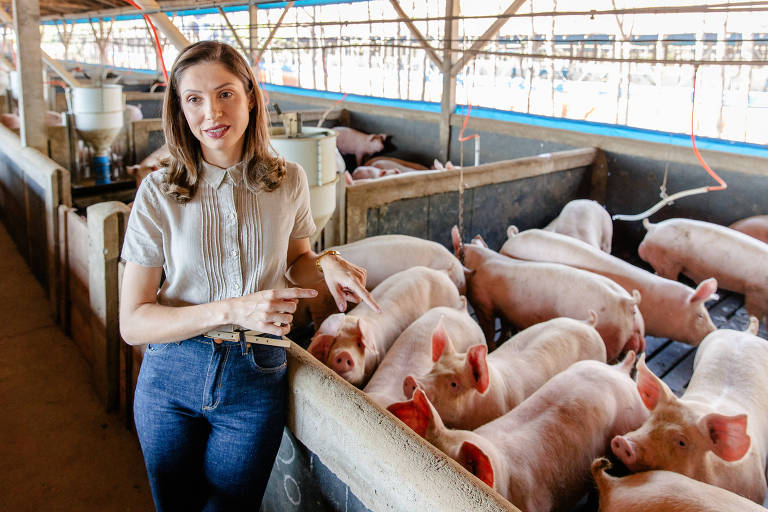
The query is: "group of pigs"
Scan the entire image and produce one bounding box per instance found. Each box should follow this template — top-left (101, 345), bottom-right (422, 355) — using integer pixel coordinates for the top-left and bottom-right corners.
top-left (303, 200), bottom-right (768, 512)
top-left (332, 126), bottom-right (456, 183)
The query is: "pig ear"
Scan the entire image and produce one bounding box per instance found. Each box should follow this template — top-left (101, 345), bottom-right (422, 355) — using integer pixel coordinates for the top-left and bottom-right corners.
top-left (451, 225), bottom-right (462, 254)
top-left (631, 289), bottom-right (642, 305)
top-left (357, 318), bottom-right (371, 352)
top-left (307, 335), bottom-right (335, 363)
top-left (467, 345), bottom-right (490, 393)
top-left (387, 388), bottom-right (433, 438)
top-left (689, 278), bottom-right (718, 304)
top-left (700, 413), bottom-right (751, 462)
top-left (459, 441), bottom-right (494, 488)
top-left (585, 310), bottom-right (598, 327)
top-left (746, 316), bottom-right (760, 335)
top-left (316, 313), bottom-right (346, 336)
top-left (507, 225), bottom-right (519, 238)
top-left (431, 318), bottom-right (455, 362)
top-left (471, 235), bottom-right (488, 248)
top-left (636, 354), bottom-right (673, 410)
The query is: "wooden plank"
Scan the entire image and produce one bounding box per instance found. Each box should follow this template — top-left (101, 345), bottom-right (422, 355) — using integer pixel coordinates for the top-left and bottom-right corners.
top-left (388, 0), bottom-right (442, 69)
top-left (450, 0), bottom-right (528, 75)
top-left (589, 149), bottom-right (608, 204)
top-left (254, 1), bottom-right (295, 65)
top-left (132, 118), bottom-right (163, 163)
top-left (217, 6), bottom-right (249, 57)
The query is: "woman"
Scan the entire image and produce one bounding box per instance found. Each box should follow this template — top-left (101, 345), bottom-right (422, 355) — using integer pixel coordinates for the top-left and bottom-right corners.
top-left (120, 41), bottom-right (378, 511)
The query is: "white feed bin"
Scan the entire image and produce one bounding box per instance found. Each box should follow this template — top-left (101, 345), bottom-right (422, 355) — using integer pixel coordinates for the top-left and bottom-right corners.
top-left (270, 126), bottom-right (338, 242)
top-left (70, 85), bottom-right (124, 184)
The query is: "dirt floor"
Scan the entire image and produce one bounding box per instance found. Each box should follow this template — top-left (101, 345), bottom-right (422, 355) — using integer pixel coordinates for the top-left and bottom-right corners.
top-left (0, 222), bottom-right (154, 511)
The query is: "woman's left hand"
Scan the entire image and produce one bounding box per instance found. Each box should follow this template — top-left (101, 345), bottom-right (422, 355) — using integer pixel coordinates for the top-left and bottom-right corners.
top-left (320, 254), bottom-right (381, 313)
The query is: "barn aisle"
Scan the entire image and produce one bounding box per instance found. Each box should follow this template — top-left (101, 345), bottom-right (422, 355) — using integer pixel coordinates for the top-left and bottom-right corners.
top-left (0, 222), bottom-right (153, 511)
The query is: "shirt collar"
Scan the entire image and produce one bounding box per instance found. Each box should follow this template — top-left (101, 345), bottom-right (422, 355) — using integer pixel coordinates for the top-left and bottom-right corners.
top-left (200, 159), bottom-right (244, 188)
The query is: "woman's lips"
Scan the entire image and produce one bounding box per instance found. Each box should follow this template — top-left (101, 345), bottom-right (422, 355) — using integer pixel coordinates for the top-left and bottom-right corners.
top-left (203, 125), bottom-right (230, 139)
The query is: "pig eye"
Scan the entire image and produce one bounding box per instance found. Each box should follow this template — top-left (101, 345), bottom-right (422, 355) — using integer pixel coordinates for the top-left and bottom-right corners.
top-left (450, 381), bottom-right (457, 388)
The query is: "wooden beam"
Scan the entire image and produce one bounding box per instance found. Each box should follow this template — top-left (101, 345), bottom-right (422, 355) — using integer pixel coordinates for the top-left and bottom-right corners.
top-left (253, 1), bottom-right (295, 65)
top-left (388, 0), bottom-right (442, 69)
top-left (438, 0), bottom-right (460, 163)
top-left (217, 6), bottom-right (249, 58)
top-left (451, 0), bottom-right (527, 75)
top-left (132, 0), bottom-right (191, 51)
top-left (248, 2), bottom-right (258, 65)
top-left (12, 0), bottom-right (46, 154)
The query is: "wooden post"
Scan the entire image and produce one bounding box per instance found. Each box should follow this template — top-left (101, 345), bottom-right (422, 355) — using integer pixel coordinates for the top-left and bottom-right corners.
top-left (249, 2), bottom-right (258, 65)
top-left (12, 0), bottom-right (46, 154)
top-left (438, 0), bottom-right (460, 163)
top-left (88, 202), bottom-right (131, 411)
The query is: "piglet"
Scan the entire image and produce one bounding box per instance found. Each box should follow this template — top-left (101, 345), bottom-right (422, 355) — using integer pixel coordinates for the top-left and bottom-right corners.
top-left (126, 144), bottom-right (170, 188)
top-left (364, 306), bottom-right (483, 409)
top-left (405, 314), bottom-right (607, 429)
top-left (611, 317), bottom-right (768, 503)
top-left (501, 227), bottom-right (718, 345)
top-left (332, 126), bottom-right (387, 167)
top-left (363, 156), bottom-right (428, 172)
top-left (306, 235), bottom-right (466, 328)
top-left (592, 458), bottom-right (767, 512)
top-left (730, 215), bottom-right (768, 245)
top-left (453, 227), bottom-right (643, 360)
top-left (639, 218), bottom-right (768, 326)
top-left (351, 166), bottom-right (400, 180)
top-left (544, 199), bottom-right (613, 253)
top-left (389, 356), bottom-right (648, 512)
top-left (308, 266), bottom-right (463, 387)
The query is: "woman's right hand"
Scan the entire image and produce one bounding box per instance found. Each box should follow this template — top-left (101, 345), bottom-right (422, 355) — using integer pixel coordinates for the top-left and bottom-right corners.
top-left (228, 287), bottom-right (318, 336)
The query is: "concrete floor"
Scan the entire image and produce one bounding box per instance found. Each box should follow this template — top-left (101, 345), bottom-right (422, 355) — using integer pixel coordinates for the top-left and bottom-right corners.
top-left (0, 222), bottom-right (154, 511)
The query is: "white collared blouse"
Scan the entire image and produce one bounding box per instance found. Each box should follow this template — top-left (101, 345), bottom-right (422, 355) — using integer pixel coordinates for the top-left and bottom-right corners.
top-left (121, 159), bottom-right (316, 309)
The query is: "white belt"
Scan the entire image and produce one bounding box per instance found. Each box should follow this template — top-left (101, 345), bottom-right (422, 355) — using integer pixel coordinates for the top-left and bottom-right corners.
top-left (203, 328), bottom-right (291, 348)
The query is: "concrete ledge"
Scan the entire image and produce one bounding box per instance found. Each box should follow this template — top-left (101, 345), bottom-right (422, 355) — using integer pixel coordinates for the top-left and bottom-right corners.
top-left (286, 342), bottom-right (519, 512)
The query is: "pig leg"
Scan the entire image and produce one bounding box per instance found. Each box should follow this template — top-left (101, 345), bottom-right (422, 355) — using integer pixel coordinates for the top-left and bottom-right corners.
top-left (744, 288), bottom-right (768, 328)
top-left (473, 304), bottom-right (498, 351)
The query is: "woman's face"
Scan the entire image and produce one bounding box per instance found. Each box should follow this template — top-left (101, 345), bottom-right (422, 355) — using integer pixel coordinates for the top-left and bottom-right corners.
top-left (177, 61), bottom-right (253, 168)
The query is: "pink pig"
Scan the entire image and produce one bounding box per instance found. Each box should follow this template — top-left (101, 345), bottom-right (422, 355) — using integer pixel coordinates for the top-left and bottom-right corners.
top-left (351, 165), bottom-right (401, 180)
top-left (639, 218), bottom-right (768, 326)
top-left (544, 199), bottom-right (613, 253)
top-left (305, 235), bottom-right (466, 328)
top-left (452, 227), bottom-right (644, 360)
top-left (389, 356), bottom-right (648, 512)
top-left (126, 144), bottom-right (170, 188)
top-left (364, 156), bottom-right (428, 172)
top-left (501, 227), bottom-right (718, 345)
top-left (332, 126), bottom-right (387, 167)
top-left (307, 266), bottom-right (463, 387)
top-left (730, 215), bottom-right (768, 245)
top-left (403, 314), bottom-right (607, 429)
top-left (592, 457), bottom-right (766, 512)
top-left (611, 317), bottom-right (768, 503)
top-left (363, 306), bottom-right (484, 409)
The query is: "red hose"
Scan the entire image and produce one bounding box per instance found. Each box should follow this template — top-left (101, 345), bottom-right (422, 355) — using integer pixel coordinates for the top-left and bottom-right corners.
top-left (458, 103), bottom-right (478, 143)
top-left (122, 0), bottom-right (169, 85)
top-left (690, 66), bottom-right (727, 191)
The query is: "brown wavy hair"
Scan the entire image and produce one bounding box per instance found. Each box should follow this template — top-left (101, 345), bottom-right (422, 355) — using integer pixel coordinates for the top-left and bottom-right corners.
top-left (160, 41), bottom-right (285, 203)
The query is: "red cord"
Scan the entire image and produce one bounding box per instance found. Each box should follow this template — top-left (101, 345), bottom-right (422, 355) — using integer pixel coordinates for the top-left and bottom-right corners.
top-left (458, 103), bottom-right (478, 143)
top-left (123, 0), bottom-right (169, 85)
top-left (45, 80), bottom-right (69, 89)
top-left (690, 66), bottom-right (727, 191)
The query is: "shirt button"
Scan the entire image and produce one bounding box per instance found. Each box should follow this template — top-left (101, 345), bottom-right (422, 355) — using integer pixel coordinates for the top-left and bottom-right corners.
top-left (231, 249), bottom-right (239, 257)
top-left (229, 213), bottom-right (236, 221)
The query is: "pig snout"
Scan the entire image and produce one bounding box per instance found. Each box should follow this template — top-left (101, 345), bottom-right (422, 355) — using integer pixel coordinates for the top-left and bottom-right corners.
top-left (403, 375), bottom-right (419, 398)
top-left (611, 435), bottom-right (639, 468)
top-left (331, 351), bottom-right (355, 374)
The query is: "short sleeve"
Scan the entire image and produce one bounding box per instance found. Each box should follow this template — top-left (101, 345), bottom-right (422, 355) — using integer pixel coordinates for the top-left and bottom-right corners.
top-left (121, 177), bottom-right (165, 267)
top-left (290, 164), bottom-right (317, 239)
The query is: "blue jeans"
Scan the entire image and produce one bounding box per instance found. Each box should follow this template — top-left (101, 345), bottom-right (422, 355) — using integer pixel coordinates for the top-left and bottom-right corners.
top-left (134, 335), bottom-right (288, 512)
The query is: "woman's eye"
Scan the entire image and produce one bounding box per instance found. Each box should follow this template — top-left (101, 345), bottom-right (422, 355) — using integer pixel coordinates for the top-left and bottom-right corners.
top-left (221, 91), bottom-right (233, 98)
top-left (186, 96), bottom-right (199, 104)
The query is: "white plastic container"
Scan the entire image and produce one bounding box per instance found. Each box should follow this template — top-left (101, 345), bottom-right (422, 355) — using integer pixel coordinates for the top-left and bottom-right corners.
top-left (70, 85), bottom-right (124, 184)
top-left (270, 126), bottom-right (338, 241)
